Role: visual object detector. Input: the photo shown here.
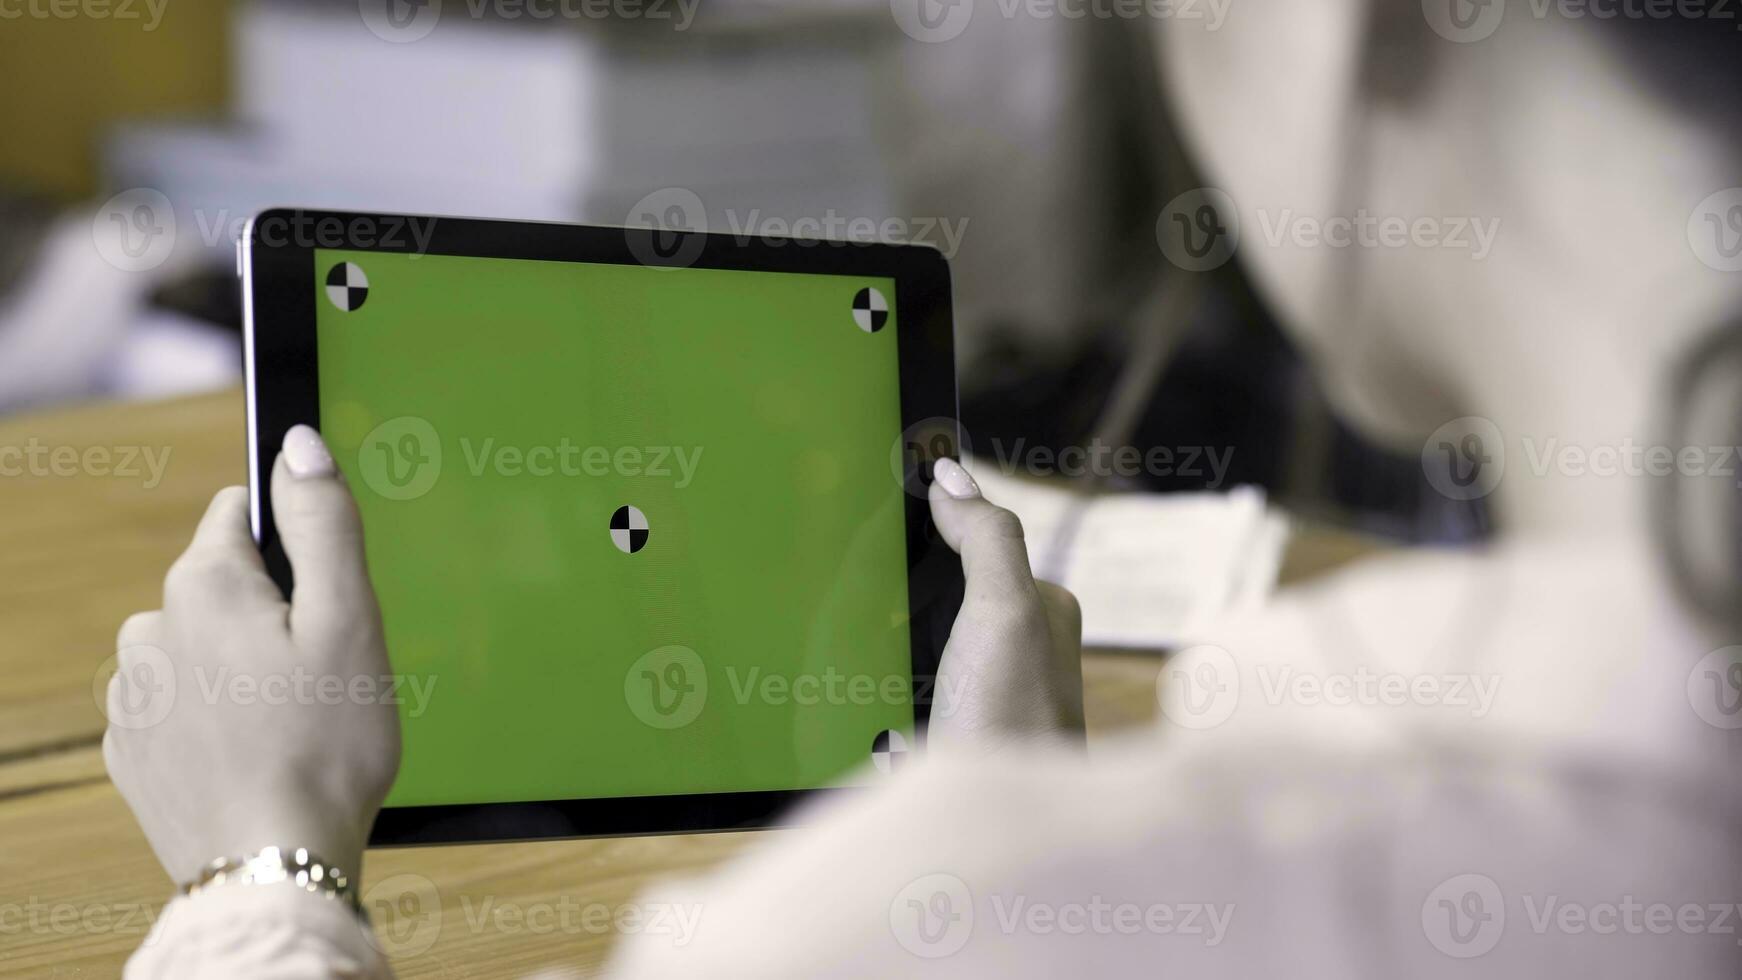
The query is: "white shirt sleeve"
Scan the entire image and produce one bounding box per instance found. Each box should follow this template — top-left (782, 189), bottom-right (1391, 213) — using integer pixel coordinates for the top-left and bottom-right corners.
top-left (606, 544), bottom-right (1742, 978)
top-left (124, 883), bottom-right (394, 980)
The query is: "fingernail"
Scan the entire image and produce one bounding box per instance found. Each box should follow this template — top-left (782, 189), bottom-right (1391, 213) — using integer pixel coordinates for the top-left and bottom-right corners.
top-left (933, 457), bottom-right (980, 499)
top-left (283, 424), bottom-right (335, 479)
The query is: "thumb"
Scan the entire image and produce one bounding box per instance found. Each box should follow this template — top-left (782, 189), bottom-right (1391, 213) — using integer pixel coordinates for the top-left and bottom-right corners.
top-left (270, 424), bottom-right (374, 639)
top-left (927, 458), bottom-right (1040, 601)
top-left (926, 460), bottom-right (1083, 749)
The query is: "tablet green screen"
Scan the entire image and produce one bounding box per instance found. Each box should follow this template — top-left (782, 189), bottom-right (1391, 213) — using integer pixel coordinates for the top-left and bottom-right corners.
top-left (311, 249), bottom-right (913, 807)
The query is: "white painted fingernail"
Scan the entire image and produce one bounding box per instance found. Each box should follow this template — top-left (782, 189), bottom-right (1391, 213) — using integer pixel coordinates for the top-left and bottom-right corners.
top-left (283, 425), bottom-right (335, 479)
top-left (933, 457), bottom-right (980, 499)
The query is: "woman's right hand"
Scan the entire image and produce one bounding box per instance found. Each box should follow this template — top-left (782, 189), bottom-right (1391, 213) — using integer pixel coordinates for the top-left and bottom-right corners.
top-left (924, 458), bottom-right (1085, 753)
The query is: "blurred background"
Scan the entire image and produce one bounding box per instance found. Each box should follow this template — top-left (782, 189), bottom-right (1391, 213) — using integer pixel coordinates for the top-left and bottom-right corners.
top-left (0, 0), bottom-right (1482, 554)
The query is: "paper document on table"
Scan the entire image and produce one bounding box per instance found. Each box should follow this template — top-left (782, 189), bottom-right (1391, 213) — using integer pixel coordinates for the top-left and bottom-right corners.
top-left (971, 466), bottom-right (1290, 650)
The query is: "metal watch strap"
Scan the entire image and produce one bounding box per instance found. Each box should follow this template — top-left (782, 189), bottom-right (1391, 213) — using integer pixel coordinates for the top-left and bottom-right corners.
top-left (181, 846), bottom-right (361, 914)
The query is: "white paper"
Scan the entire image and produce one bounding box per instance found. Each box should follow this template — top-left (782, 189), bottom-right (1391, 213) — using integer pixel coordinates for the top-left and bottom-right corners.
top-left (972, 466), bottom-right (1289, 650)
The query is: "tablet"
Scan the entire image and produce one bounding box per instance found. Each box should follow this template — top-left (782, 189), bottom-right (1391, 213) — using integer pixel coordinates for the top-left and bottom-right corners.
top-left (242, 210), bottom-right (963, 846)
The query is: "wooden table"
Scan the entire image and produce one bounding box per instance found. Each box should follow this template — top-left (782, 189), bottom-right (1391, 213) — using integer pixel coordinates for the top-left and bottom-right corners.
top-left (0, 389), bottom-right (1366, 977)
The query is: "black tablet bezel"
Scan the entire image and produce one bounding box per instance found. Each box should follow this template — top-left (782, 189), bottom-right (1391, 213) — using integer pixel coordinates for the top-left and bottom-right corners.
top-left (242, 209), bottom-right (963, 847)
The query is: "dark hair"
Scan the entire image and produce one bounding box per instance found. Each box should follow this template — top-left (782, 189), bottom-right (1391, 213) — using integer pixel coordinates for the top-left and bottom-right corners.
top-left (1358, 1), bottom-right (1742, 129)
top-left (1597, 11), bottom-right (1742, 132)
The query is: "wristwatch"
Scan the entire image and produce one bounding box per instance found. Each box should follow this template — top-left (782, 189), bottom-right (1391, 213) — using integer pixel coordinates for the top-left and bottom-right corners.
top-left (181, 846), bottom-right (362, 915)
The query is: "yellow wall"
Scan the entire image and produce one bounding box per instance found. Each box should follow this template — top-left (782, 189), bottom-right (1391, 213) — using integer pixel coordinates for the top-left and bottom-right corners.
top-left (0, 0), bottom-right (231, 199)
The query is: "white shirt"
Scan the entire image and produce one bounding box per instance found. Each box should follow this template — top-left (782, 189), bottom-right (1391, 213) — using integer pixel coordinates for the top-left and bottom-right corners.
top-left (126, 539), bottom-right (1742, 977)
